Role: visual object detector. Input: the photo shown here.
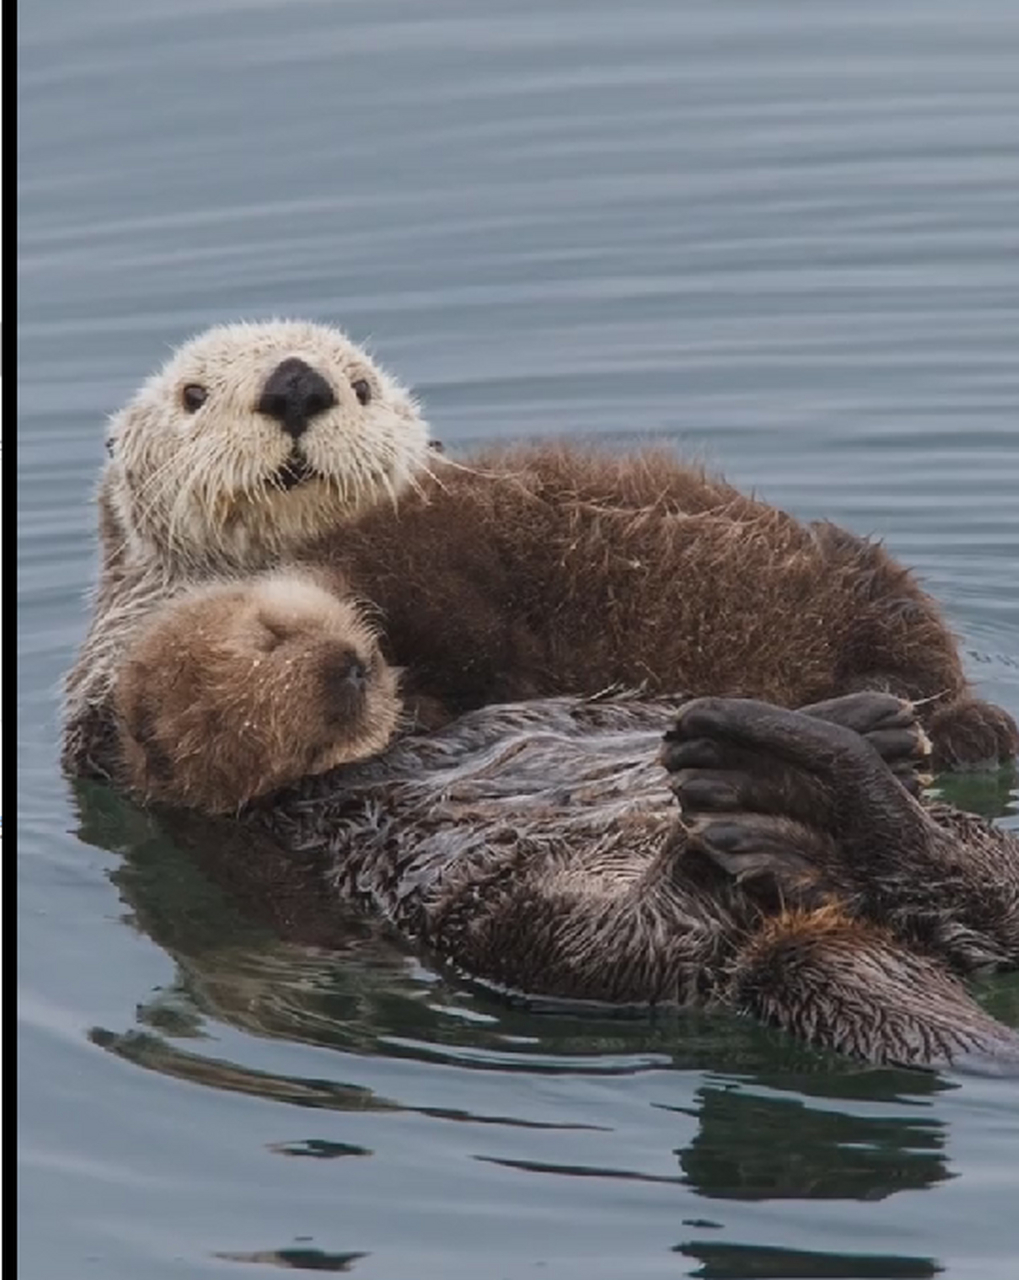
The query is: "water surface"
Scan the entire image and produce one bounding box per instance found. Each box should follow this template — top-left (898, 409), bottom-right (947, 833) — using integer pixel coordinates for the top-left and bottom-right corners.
top-left (17, 2), bottom-right (1019, 1276)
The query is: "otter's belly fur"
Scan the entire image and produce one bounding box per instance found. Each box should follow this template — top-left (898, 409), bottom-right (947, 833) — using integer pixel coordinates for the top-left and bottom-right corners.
top-left (268, 697), bottom-right (701, 1000)
top-left (225, 692), bottom-right (1019, 1071)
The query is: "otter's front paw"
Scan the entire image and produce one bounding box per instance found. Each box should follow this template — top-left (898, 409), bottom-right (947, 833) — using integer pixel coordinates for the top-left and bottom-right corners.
top-left (660, 694), bottom-right (931, 909)
top-left (797, 691), bottom-right (932, 795)
top-left (661, 701), bottom-right (841, 907)
top-left (662, 691), bottom-right (928, 820)
top-left (925, 697), bottom-right (1018, 772)
top-left (115, 573), bottom-right (401, 813)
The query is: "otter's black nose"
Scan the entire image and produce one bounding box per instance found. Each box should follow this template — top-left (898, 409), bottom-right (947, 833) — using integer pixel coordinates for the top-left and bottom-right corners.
top-left (257, 357), bottom-right (337, 439)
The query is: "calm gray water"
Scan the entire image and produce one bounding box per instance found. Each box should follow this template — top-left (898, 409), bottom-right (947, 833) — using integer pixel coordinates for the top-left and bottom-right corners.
top-left (17, 2), bottom-right (1019, 1276)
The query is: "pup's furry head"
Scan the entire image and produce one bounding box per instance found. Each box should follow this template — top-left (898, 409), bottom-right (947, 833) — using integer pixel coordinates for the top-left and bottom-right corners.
top-left (115, 572), bottom-right (402, 812)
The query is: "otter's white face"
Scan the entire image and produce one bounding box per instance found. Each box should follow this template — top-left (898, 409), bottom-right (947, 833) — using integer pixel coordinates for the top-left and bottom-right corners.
top-left (106, 319), bottom-right (433, 568)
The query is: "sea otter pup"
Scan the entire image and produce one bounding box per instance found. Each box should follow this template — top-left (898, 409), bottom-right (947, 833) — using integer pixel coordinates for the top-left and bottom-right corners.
top-left (152, 687), bottom-right (1019, 1070)
top-left (62, 319), bottom-right (1017, 811)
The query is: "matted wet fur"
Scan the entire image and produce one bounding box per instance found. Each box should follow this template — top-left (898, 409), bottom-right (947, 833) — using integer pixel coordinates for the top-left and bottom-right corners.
top-left (62, 320), bottom-right (1017, 810)
top-left (157, 690), bottom-right (1019, 1071)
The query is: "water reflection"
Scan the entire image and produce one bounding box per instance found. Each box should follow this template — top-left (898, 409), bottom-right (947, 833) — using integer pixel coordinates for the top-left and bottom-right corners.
top-left (214, 1247), bottom-right (367, 1273)
top-left (268, 1139), bottom-right (371, 1159)
top-left (472, 1079), bottom-right (949, 1204)
top-left (930, 766), bottom-right (1017, 820)
top-left (675, 1084), bottom-right (947, 1200)
top-left (674, 1241), bottom-right (940, 1280)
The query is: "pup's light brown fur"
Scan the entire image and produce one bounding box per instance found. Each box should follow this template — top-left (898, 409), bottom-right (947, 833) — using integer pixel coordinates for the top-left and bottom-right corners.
top-left (114, 572), bottom-right (399, 813)
top-left (62, 320), bottom-right (1018, 811)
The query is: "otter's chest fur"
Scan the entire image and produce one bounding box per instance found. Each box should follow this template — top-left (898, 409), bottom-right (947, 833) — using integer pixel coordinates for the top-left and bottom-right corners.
top-left (248, 695), bottom-right (743, 1005)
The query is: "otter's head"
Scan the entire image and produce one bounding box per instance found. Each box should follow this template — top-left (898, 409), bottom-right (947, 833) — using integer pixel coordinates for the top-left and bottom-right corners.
top-left (105, 320), bottom-right (432, 570)
top-left (115, 572), bottom-right (403, 813)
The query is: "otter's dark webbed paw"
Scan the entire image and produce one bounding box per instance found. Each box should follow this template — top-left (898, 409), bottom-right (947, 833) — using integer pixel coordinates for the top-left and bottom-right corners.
top-left (663, 691), bottom-right (929, 810)
top-left (660, 694), bottom-right (930, 909)
top-left (797, 691), bottom-right (932, 796)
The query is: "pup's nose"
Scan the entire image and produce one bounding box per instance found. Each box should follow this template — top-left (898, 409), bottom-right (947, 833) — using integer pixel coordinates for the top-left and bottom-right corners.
top-left (257, 357), bottom-right (336, 439)
top-left (341, 657), bottom-right (368, 690)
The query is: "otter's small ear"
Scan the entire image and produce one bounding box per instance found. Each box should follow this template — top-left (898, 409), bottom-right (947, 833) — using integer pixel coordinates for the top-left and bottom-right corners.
top-left (429, 439), bottom-right (445, 454)
top-left (105, 437), bottom-right (115, 457)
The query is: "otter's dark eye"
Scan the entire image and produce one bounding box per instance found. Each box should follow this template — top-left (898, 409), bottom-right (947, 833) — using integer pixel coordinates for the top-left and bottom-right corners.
top-left (181, 384), bottom-right (208, 413)
top-left (351, 378), bottom-right (372, 406)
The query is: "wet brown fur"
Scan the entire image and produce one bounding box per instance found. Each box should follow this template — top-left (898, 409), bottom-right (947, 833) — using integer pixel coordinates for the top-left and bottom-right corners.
top-left (66, 442), bottom-right (1018, 811)
top-left (59, 327), bottom-right (1019, 1068)
top-left (150, 690), bottom-right (1019, 1069)
top-left (317, 445), bottom-right (988, 717)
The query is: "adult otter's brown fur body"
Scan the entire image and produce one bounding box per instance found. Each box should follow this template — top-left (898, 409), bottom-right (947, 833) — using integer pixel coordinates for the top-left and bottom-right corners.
top-left (167, 690), bottom-right (1019, 1070)
top-left (314, 445), bottom-right (1007, 738)
top-left (62, 320), bottom-right (1017, 812)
